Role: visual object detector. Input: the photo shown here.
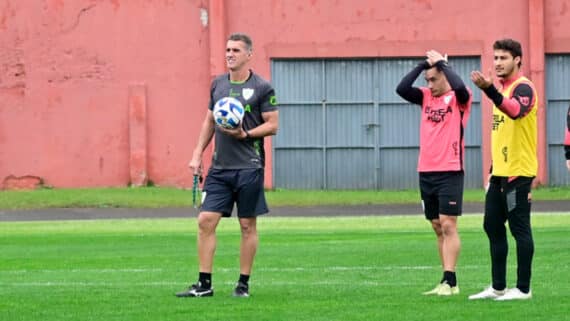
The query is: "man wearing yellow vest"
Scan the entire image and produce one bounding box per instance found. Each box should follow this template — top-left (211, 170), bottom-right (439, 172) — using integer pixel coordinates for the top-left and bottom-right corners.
top-left (469, 38), bottom-right (538, 301)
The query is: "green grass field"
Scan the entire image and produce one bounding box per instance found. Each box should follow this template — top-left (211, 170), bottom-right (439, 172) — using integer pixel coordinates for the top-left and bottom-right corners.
top-left (1, 213), bottom-right (569, 321)
top-left (1, 186), bottom-right (569, 209)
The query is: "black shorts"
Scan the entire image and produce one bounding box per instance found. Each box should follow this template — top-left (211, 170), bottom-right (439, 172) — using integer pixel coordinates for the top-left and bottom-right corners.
top-left (201, 168), bottom-right (268, 218)
top-left (419, 171), bottom-right (464, 220)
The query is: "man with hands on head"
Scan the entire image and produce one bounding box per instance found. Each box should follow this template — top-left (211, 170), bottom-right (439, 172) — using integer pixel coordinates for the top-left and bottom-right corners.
top-left (396, 49), bottom-right (472, 296)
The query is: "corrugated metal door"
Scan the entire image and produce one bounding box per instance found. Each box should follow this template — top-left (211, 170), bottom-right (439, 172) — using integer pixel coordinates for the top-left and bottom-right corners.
top-left (272, 57), bottom-right (481, 189)
top-left (546, 55), bottom-right (570, 186)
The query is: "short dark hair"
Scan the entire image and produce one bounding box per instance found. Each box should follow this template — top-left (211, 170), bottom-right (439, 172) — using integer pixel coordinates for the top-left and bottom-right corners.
top-left (493, 38), bottom-right (522, 68)
top-left (228, 33), bottom-right (253, 52)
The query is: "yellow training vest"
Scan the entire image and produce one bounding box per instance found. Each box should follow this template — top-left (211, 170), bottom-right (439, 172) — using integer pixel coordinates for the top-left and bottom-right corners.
top-left (491, 76), bottom-right (538, 177)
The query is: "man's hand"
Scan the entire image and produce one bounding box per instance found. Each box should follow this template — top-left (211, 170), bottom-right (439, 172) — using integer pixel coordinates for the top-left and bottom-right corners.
top-left (188, 152), bottom-right (202, 176)
top-left (566, 159), bottom-right (570, 172)
top-left (470, 69), bottom-right (493, 89)
top-left (426, 50), bottom-right (447, 66)
top-left (218, 125), bottom-right (248, 140)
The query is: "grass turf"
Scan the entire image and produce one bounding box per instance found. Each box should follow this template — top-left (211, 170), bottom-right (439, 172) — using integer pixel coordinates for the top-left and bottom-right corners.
top-left (1, 213), bottom-right (569, 321)
top-left (1, 186), bottom-right (570, 209)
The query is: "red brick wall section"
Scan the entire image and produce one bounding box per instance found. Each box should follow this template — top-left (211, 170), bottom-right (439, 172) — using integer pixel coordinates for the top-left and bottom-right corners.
top-left (2, 175), bottom-right (43, 190)
top-left (128, 84), bottom-right (148, 187)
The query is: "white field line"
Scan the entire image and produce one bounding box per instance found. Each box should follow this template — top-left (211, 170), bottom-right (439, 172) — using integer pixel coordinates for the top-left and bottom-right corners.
top-left (0, 265), bottom-right (444, 274)
top-left (2, 264), bottom-right (564, 275)
top-left (1, 265), bottom-right (486, 275)
top-left (2, 268), bottom-right (165, 274)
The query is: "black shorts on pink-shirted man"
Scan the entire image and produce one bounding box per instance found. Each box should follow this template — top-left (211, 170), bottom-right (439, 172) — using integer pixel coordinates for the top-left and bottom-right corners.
top-left (419, 171), bottom-right (464, 220)
top-left (200, 168), bottom-right (268, 218)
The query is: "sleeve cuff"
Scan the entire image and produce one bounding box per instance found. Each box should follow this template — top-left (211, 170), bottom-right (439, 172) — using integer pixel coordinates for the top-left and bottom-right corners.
top-left (483, 84), bottom-right (503, 106)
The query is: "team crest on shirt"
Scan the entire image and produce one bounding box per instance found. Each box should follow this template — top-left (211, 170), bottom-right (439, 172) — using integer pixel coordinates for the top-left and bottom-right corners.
top-left (444, 95), bottom-right (452, 105)
top-left (242, 88), bottom-right (254, 100)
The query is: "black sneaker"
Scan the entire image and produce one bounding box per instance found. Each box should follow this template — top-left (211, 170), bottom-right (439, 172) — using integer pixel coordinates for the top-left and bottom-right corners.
top-left (232, 281), bottom-right (249, 297)
top-left (175, 282), bottom-right (213, 297)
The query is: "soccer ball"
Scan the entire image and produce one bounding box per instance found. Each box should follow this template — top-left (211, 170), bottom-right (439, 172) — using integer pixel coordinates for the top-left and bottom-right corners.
top-left (213, 97), bottom-right (245, 129)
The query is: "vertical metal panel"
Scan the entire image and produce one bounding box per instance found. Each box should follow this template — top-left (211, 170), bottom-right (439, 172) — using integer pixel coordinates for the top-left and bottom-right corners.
top-left (377, 59), bottom-right (422, 103)
top-left (378, 103), bottom-right (421, 147)
top-left (325, 102), bottom-right (376, 188)
top-left (378, 149), bottom-right (420, 189)
top-left (273, 103), bottom-right (322, 147)
top-left (546, 55), bottom-right (570, 186)
top-left (546, 55), bottom-right (570, 100)
top-left (545, 101), bottom-right (568, 144)
top-left (465, 148), bottom-right (483, 188)
top-left (548, 147), bottom-right (570, 186)
top-left (326, 103), bottom-right (375, 147)
top-left (325, 60), bottom-right (375, 101)
top-left (272, 60), bottom-right (325, 189)
top-left (274, 149), bottom-right (323, 189)
top-left (326, 149), bottom-right (376, 189)
top-left (272, 60), bottom-right (323, 101)
top-left (323, 60), bottom-right (378, 189)
top-left (376, 60), bottom-right (420, 189)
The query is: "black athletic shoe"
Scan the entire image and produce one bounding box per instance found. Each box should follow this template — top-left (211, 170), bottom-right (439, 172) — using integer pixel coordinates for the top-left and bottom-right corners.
top-left (175, 282), bottom-right (213, 297)
top-left (232, 281), bottom-right (249, 297)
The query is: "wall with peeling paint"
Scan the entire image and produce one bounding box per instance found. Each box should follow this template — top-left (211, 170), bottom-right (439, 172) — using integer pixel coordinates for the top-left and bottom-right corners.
top-left (0, 0), bottom-right (569, 189)
top-left (0, 0), bottom-right (210, 188)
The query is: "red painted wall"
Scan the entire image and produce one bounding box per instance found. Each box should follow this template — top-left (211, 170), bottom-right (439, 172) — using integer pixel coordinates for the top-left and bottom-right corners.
top-left (1, 0), bottom-right (569, 189)
top-left (545, 0), bottom-right (570, 52)
top-left (0, 0), bottom-right (210, 188)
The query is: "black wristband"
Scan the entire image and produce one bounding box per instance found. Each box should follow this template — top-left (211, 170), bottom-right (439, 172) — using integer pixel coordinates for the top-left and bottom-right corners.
top-left (245, 130), bottom-right (251, 140)
top-left (419, 60), bottom-right (431, 70)
top-left (434, 60), bottom-right (448, 69)
top-left (483, 84), bottom-right (504, 107)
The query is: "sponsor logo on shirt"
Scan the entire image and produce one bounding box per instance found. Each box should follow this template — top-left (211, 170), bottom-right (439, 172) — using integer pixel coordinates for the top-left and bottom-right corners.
top-left (493, 114), bottom-right (505, 130)
top-left (425, 106), bottom-right (452, 123)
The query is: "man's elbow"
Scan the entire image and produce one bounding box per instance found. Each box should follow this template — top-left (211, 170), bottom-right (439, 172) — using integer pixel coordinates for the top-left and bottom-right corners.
top-left (269, 124), bottom-right (279, 136)
top-left (395, 86), bottom-right (405, 97)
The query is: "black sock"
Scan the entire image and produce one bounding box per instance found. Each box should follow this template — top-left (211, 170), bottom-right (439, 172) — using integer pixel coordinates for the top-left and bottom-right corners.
top-left (443, 271), bottom-right (457, 287)
top-left (239, 274), bottom-right (250, 286)
top-left (199, 272), bottom-right (212, 289)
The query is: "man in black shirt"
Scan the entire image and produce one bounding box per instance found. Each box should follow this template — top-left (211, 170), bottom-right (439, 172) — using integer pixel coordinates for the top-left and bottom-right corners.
top-left (176, 33), bottom-right (279, 298)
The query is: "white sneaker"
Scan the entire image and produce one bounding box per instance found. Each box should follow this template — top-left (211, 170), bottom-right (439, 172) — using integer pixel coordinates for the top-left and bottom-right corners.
top-left (468, 286), bottom-right (506, 300)
top-left (494, 288), bottom-right (532, 301)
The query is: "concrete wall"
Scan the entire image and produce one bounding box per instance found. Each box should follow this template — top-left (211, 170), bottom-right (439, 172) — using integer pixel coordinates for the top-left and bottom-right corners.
top-left (0, 0), bottom-right (210, 188)
top-left (1, 0), bottom-right (569, 188)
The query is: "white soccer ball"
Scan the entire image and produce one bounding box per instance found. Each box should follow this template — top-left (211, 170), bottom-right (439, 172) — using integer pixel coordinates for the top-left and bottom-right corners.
top-left (213, 97), bottom-right (245, 129)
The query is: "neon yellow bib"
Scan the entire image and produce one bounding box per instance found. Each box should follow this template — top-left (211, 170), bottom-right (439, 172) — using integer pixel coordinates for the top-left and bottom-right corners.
top-left (491, 76), bottom-right (538, 177)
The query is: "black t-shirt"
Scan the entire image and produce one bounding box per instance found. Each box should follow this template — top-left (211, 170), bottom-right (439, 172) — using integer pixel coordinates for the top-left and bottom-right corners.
top-left (208, 71), bottom-right (278, 169)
